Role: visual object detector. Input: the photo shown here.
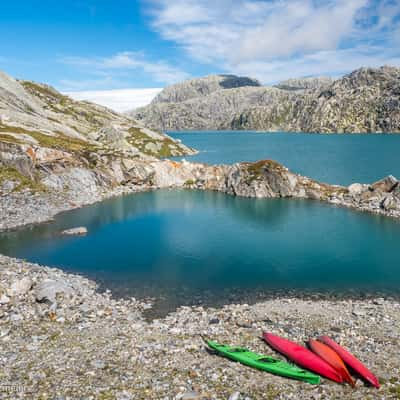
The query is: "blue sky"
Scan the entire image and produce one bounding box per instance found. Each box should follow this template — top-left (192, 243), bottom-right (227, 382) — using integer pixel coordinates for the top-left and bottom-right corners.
top-left (1, 0), bottom-right (399, 110)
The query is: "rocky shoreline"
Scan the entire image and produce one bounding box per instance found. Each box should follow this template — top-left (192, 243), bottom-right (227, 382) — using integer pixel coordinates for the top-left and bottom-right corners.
top-left (0, 254), bottom-right (399, 399)
top-left (2, 158), bottom-right (400, 232)
top-left (1, 160), bottom-right (400, 399)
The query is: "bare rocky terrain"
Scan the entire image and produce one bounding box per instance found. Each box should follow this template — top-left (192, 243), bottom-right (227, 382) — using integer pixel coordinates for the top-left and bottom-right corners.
top-left (1, 70), bottom-right (400, 399)
top-left (0, 70), bottom-right (195, 201)
top-left (0, 254), bottom-right (399, 399)
top-left (132, 66), bottom-right (400, 133)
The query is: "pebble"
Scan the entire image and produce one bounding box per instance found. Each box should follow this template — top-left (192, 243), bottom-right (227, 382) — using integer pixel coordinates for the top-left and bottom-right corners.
top-left (90, 359), bottom-right (106, 369)
top-left (180, 391), bottom-right (201, 400)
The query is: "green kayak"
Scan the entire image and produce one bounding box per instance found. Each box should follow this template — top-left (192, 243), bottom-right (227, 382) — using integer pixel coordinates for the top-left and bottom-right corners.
top-left (207, 340), bottom-right (320, 385)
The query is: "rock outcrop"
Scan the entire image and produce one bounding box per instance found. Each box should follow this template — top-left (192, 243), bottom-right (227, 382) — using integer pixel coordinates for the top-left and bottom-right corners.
top-left (0, 70), bottom-right (195, 196)
top-left (132, 66), bottom-right (400, 133)
top-left (151, 74), bottom-right (261, 104)
top-left (273, 77), bottom-right (334, 91)
top-left (123, 158), bottom-right (400, 219)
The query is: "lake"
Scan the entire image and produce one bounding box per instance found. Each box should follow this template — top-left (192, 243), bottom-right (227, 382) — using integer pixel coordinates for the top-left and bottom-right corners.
top-left (1, 188), bottom-right (400, 316)
top-left (170, 131), bottom-right (400, 185)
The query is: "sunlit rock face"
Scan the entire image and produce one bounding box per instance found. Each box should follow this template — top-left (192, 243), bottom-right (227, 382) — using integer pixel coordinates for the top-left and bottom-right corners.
top-left (132, 67), bottom-right (400, 133)
top-left (0, 69), bottom-right (195, 195)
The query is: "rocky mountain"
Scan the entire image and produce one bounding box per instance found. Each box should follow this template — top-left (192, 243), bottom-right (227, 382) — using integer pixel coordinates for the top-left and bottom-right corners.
top-left (0, 70), bottom-right (194, 195)
top-left (151, 74), bottom-right (261, 104)
top-left (273, 76), bottom-right (334, 91)
top-left (132, 66), bottom-right (400, 133)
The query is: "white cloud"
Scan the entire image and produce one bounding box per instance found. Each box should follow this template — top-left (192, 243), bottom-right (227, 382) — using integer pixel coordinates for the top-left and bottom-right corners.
top-left (146, 0), bottom-right (400, 82)
top-left (64, 88), bottom-right (162, 112)
top-left (61, 51), bottom-right (189, 85)
top-left (234, 46), bottom-right (400, 84)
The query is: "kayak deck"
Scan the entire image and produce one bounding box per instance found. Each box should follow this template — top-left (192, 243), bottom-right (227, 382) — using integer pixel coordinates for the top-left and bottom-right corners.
top-left (207, 340), bottom-right (321, 385)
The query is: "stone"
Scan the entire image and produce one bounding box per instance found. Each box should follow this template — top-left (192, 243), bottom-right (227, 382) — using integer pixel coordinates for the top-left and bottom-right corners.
top-left (352, 308), bottom-right (366, 317)
top-left (61, 227), bottom-right (88, 236)
top-left (209, 318), bottom-right (220, 324)
top-left (381, 195), bottom-right (399, 210)
top-left (1, 180), bottom-right (16, 193)
top-left (370, 175), bottom-right (398, 193)
top-left (348, 183), bottom-right (365, 196)
top-left (90, 359), bottom-right (106, 369)
top-left (0, 293), bottom-right (10, 304)
top-left (116, 391), bottom-right (133, 400)
top-left (7, 277), bottom-right (32, 296)
top-left (229, 392), bottom-right (241, 400)
top-left (10, 313), bottom-right (22, 322)
top-left (34, 279), bottom-right (75, 304)
top-left (180, 392), bottom-right (201, 400)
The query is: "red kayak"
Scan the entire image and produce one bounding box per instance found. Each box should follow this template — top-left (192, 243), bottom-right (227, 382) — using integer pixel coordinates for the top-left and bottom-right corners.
top-left (308, 339), bottom-right (355, 386)
top-left (318, 336), bottom-right (380, 388)
top-left (263, 332), bottom-right (343, 383)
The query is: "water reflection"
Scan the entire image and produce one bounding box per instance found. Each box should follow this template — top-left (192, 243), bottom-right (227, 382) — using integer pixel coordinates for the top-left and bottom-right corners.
top-left (0, 189), bottom-right (399, 316)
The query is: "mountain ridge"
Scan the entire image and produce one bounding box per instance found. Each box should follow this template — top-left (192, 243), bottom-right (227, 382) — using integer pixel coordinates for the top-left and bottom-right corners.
top-left (131, 66), bottom-right (400, 133)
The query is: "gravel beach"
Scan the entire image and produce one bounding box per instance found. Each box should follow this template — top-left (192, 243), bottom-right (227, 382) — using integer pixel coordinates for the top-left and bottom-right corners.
top-left (0, 252), bottom-right (399, 399)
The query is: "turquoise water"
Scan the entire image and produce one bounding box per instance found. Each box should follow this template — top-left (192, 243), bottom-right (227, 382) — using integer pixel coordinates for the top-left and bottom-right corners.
top-left (1, 190), bottom-right (400, 314)
top-left (170, 131), bottom-right (400, 185)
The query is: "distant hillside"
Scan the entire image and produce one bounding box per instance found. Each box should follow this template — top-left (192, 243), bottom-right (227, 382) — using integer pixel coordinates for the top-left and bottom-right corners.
top-left (151, 74), bottom-right (261, 104)
top-left (131, 67), bottom-right (400, 133)
top-left (0, 70), bottom-right (194, 194)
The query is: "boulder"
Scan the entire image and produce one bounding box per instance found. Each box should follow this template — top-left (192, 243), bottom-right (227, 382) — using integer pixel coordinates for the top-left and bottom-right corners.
top-left (34, 279), bottom-right (75, 304)
top-left (7, 277), bottom-right (32, 296)
top-left (348, 183), bottom-right (366, 196)
top-left (370, 175), bottom-right (398, 193)
top-left (61, 227), bottom-right (88, 236)
top-left (381, 195), bottom-right (400, 211)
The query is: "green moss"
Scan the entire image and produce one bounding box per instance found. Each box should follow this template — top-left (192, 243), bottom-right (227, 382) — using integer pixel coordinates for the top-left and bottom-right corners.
top-left (21, 81), bottom-right (69, 103)
top-left (30, 131), bottom-right (98, 153)
top-left (389, 385), bottom-right (400, 399)
top-left (0, 124), bottom-right (98, 153)
top-left (245, 159), bottom-right (283, 183)
top-left (0, 165), bottom-right (44, 192)
top-left (184, 179), bottom-right (196, 186)
top-left (127, 127), bottom-right (176, 158)
top-left (21, 81), bottom-right (107, 127)
top-left (0, 133), bottom-right (23, 144)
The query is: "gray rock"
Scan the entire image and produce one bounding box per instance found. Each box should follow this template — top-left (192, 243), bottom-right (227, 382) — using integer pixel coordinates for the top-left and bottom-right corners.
top-left (7, 276), bottom-right (32, 296)
top-left (133, 66), bottom-right (400, 133)
top-left (116, 391), bottom-right (133, 400)
top-left (370, 175), bottom-right (398, 192)
top-left (90, 359), bottom-right (106, 369)
top-left (1, 180), bottom-right (16, 193)
top-left (229, 392), bottom-right (242, 400)
top-left (0, 293), bottom-right (10, 304)
top-left (348, 183), bottom-right (365, 196)
top-left (180, 392), bottom-right (201, 400)
top-left (352, 308), bottom-right (366, 317)
top-left (10, 313), bottom-right (23, 322)
top-left (61, 227), bottom-right (88, 236)
top-left (34, 279), bottom-right (75, 304)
